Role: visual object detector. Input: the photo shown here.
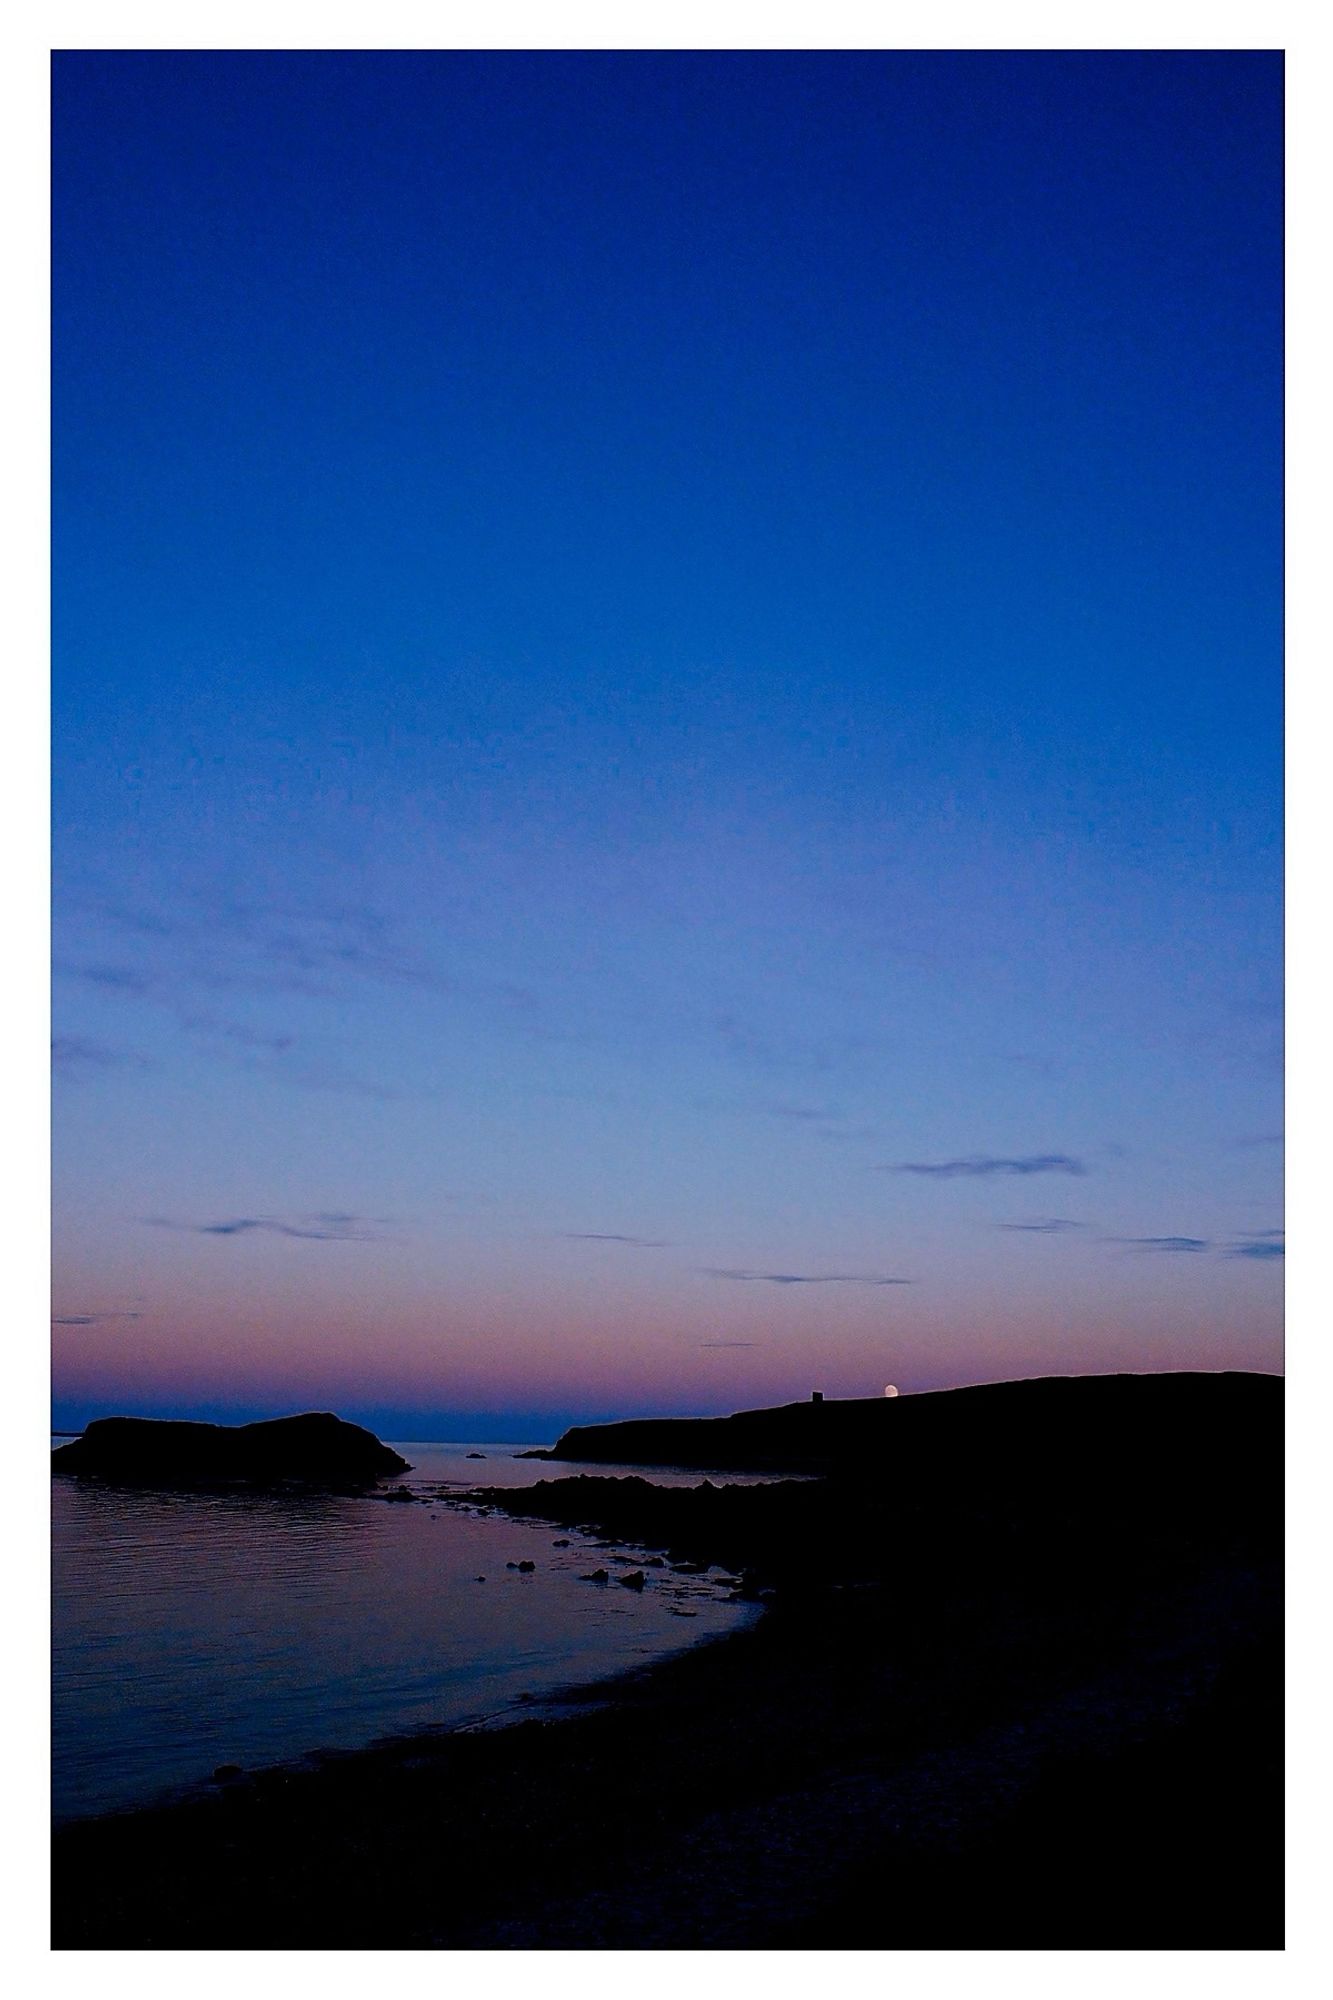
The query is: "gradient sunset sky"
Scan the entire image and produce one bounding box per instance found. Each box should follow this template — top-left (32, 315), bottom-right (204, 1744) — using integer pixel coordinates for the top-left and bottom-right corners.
top-left (52, 51), bottom-right (1282, 1439)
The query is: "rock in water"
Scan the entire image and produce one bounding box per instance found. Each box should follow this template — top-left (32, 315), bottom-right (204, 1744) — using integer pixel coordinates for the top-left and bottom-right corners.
top-left (50, 1412), bottom-right (409, 1489)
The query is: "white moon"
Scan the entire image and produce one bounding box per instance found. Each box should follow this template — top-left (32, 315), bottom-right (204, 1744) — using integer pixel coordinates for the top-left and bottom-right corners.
top-left (884, 1384), bottom-right (900, 1398)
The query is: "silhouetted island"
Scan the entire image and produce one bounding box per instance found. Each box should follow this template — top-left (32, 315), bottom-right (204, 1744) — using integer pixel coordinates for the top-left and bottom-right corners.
top-left (51, 1412), bottom-right (408, 1489)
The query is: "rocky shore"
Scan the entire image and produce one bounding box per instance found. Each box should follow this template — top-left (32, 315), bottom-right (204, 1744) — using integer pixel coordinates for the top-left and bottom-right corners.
top-left (50, 1373), bottom-right (1282, 1950)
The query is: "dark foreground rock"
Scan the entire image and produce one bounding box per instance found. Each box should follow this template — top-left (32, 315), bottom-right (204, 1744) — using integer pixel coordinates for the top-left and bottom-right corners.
top-left (50, 1412), bottom-right (408, 1489)
top-left (50, 1372), bottom-right (1282, 1949)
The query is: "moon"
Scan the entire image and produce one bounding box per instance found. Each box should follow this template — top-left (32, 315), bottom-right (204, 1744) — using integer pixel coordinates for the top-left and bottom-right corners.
top-left (884, 1384), bottom-right (900, 1398)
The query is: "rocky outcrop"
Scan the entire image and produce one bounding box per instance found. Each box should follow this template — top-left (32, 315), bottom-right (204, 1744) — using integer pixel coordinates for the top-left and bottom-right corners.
top-left (533, 1370), bottom-right (1282, 1475)
top-left (471, 1372), bottom-right (1284, 1601)
top-left (50, 1412), bottom-right (409, 1489)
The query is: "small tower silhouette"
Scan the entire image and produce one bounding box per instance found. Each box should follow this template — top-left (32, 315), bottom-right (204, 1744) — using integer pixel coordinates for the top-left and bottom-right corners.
top-left (811, 1390), bottom-right (824, 1404)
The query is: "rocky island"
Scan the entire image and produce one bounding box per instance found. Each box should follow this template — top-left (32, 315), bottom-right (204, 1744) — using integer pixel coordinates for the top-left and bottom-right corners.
top-left (51, 1411), bottom-right (409, 1489)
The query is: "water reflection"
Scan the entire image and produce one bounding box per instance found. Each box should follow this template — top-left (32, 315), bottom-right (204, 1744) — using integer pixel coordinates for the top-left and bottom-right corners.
top-left (52, 1442), bottom-right (762, 1822)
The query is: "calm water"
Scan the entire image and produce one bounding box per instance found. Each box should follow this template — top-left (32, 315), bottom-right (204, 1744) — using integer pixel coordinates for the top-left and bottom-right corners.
top-left (51, 1441), bottom-right (771, 1823)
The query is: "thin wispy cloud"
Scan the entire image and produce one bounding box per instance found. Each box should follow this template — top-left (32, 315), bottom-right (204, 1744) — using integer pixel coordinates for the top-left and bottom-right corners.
top-left (56, 962), bottom-right (158, 998)
top-left (994, 1218), bottom-right (1087, 1233)
top-left (699, 1341), bottom-right (758, 1348)
top-left (715, 1015), bottom-right (832, 1076)
top-left (814, 1122), bottom-right (883, 1147)
top-left (758, 1102), bottom-right (838, 1124)
top-left (146, 1212), bottom-right (392, 1242)
top-left (1094, 1229), bottom-right (1283, 1262)
top-left (179, 1012), bottom-right (297, 1056)
top-left (246, 1057), bottom-right (408, 1102)
top-left (701, 1268), bottom-right (913, 1287)
top-left (185, 1015), bottom-right (418, 1101)
top-left (690, 1094), bottom-right (851, 1140)
top-left (52, 1034), bottom-right (148, 1073)
top-left (51, 1309), bottom-right (143, 1326)
top-left (1110, 1235), bottom-right (1211, 1254)
top-left (56, 892), bottom-right (539, 1100)
top-left (1227, 1230), bottom-right (1285, 1260)
top-left (894, 1154), bottom-right (1088, 1179)
top-left (715, 1014), bottom-right (882, 1080)
top-left (563, 1232), bottom-right (670, 1247)
top-left (1002, 1052), bottom-right (1062, 1079)
top-left (75, 891), bottom-right (537, 1015)
top-left (217, 902), bottom-right (471, 1000)
top-left (79, 899), bottom-right (177, 940)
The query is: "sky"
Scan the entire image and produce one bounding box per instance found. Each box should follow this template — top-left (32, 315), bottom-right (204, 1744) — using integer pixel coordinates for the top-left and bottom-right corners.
top-left (51, 50), bottom-right (1283, 1439)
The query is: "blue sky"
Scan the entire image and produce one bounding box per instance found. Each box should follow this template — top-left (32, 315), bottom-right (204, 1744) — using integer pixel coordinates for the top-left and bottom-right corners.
top-left (52, 51), bottom-right (1282, 1435)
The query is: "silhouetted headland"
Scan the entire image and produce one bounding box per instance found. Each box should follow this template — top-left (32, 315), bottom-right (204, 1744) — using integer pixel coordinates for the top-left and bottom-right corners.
top-left (52, 1370), bottom-right (1282, 1948)
top-left (51, 1412), bottom-right (408, 1489)
top-left (526, 1367), bottom-right (1274, 1474)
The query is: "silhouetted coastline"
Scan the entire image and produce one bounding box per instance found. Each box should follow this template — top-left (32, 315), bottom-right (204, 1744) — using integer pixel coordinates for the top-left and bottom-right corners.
top-left (51, 1372), bottom-right (1282, 1949)
top-left (524, 1367), bottom-right (1274, 1473)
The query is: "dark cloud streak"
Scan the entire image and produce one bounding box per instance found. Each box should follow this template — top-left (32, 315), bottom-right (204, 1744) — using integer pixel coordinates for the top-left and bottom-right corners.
top-left (563, 1232), bottom-right (670, 1247)
top-left (894, 1154), bottom-right (1088, 1179)
top-left (52, 1309), bottom-right (143, 1326)
top-left (994, 1217), bottom-right (1087, 1233)
top-left (1227, 1230), bottom-right (1284, 1260)
top-left (1110, 1236), bottom-right (1211, 1254)
top-left (146, 1213), bottom-right (391, 1242)
top-left (701, 1268), bottom-right (913, 1287)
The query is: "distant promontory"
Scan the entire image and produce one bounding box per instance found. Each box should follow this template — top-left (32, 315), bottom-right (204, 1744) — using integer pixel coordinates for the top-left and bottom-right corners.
top-left (51, 1412), bottom-right (409, 1489)
top-left (526, 1370), bottom-right (1280, 1475)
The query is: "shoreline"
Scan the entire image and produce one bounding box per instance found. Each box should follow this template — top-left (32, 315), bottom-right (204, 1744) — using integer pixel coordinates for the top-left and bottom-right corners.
top-left (51, 1461), bottom-right (754, 1831)
top-left (52, 1548), bottom-right (1280, 1949)
top-left (53, 1386), bottom-right (1282, 1948)
top-left (52, 1578), bottom-right (760, 1838)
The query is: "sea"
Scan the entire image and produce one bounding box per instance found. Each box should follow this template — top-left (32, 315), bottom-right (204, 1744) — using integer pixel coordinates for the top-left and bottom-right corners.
top-left (51, 1439), bottom-right (773, 1825)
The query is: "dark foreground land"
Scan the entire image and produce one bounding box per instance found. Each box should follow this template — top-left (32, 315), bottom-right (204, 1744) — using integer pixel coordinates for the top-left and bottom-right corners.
top-left (52, 1372), bottom-right (1282, 1950)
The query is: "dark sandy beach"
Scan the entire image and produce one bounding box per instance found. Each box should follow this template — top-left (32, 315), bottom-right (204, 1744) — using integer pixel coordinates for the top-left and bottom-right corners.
top-left (51, 1374), bottom-right (1282, 1950)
